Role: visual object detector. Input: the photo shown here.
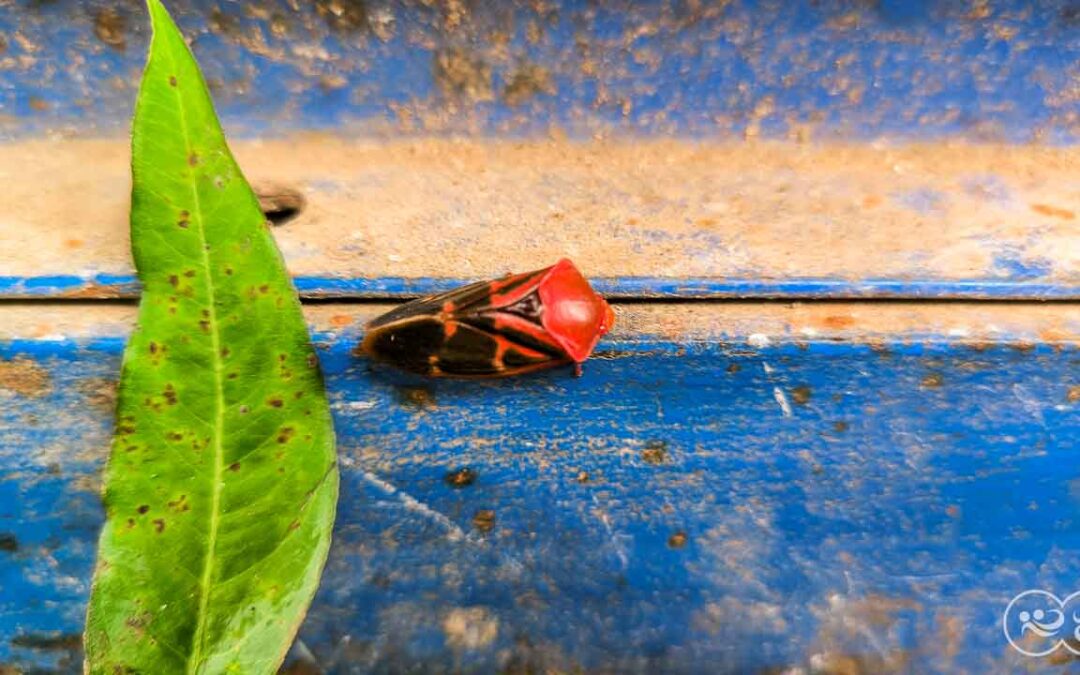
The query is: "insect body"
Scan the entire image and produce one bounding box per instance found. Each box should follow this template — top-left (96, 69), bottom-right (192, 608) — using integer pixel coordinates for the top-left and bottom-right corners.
top-left (361, 259), bottom-right (615, 377)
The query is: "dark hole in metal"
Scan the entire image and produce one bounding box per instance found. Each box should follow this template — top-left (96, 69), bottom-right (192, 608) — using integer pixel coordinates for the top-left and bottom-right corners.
top-left (254, 184), bottom-right (306, 226)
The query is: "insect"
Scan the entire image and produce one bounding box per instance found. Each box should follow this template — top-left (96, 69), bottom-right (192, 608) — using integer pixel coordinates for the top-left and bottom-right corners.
top-left (360, 258), bottom-right (615, 378)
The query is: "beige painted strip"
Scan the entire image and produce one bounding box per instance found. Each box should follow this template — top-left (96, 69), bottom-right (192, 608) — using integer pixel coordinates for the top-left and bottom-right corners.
top-left (2, 303), bottom-right (1077, 345)
top-left (1, 138), bottom-right (1077, 284)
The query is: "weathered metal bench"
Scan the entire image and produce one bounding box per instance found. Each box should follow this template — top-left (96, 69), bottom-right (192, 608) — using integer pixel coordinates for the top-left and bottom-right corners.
top-left (1, 1), bottom-right (1078, 672)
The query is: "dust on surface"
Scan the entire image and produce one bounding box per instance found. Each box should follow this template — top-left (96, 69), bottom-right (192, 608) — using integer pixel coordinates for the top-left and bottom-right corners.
top-left (442, 607), bottom-right (499, 650)
top-left (2, 139), bottom-right (1077, 289)
top-left (2, 302), bottom-right (1079, 348)
top-left (0, 357), bottom-right (51, 397)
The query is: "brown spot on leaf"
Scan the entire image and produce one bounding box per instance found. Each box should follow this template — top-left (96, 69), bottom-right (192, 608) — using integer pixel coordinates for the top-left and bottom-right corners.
top-left (267, 397), bottom-right (284, 408)
top-left (168, 75), bottom-right (177, 87)
top-left (228, 462), bottom-right (241, 472)
top-left (444, 467), bottom-right (476, 488)
top-left (152, 519), bottom-right (165, 533)
top-left (277, 427), bottom-right (296, 444)
top-left (188, 153), bottom-right (199, 166)
top-left (167, 495), bottom-right (190, 512)
top-left (168, 274), bottom-right (179, 288)
top-left (288, 519), bottom-right (300, 532)
top-left (137, 505), bottom-right (149, 514)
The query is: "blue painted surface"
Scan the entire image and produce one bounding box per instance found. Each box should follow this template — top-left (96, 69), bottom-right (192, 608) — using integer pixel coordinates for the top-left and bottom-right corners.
top-left (1, 0), bottom-right (1077, 142)
top-left (2, 334), bottom-right (1078, 672)
top-left (3, 274), bottom-right (1080, 300)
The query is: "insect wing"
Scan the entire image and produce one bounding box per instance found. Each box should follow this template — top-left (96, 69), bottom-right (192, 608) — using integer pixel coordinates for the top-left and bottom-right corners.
top-left (365, 278), bottom-right (492, 330)
top-left (363, 265), bottom-right (568, 377)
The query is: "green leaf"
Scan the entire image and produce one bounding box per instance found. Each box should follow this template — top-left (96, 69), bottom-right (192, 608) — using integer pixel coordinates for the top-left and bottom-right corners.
top-left (84, 2), bottom-right (338, 673)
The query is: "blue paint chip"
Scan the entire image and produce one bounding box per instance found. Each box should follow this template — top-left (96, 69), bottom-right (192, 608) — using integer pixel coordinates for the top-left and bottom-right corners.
top-left (992, 249), bottom-right (1053, 280)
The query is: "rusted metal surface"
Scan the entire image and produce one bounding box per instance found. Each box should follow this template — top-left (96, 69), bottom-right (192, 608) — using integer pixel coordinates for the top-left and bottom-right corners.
top-left (2, 303), bottom-right (1078, 672)
top-left (1, 138), bottom-right (1077, 299)
top-left (1, 0), bottom-right (1077, 141)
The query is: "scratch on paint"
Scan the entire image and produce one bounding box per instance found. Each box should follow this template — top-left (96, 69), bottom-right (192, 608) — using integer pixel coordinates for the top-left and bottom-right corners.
top-left (333, 400), bottom-right (378, 411)
top-left (762, 361), bottom-right (792, 417)
top-left (1011, 383), bottom-right (1046, 427)
top-left (342, 456), bottom-right (470, 542)
top-left (773, 388), bottom-right (793, 417)
top-left (592, 494), bottom-right (631, 569)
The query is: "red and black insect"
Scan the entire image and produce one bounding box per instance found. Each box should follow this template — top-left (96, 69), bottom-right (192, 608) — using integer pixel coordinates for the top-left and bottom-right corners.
top-left (360, 259), bottom-right (615, 378)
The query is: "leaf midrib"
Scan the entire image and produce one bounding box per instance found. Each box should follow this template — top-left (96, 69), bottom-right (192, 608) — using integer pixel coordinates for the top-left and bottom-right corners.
top-left (154, 34), bottom-right (227, 674)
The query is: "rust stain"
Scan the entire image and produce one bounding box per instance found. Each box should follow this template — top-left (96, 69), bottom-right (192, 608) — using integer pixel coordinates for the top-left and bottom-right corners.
top-left (503, 64), bottom-right (556, 106)
top-left (472, 509), bottom-right (496, 532)
top-left (790, 385), bottom-right (812, 405)
top-left (1067, 385), bottom-right (1080, 403)
top-left (920, 373), bottom-right (944, 388)
top-left (329, 314), bottom-right (353, 328)
top-left (0, 357), bottom-right (51, 397)
top-left (434, 48), bottom-right (493, 102)
top-left (57, 283), bottom-right (125, 300)
top-left (1030, 203), bottom-right (1076, 220)
top-left (92, 8), bottom-right (127, 51)
top-left (76, 377), bottom-right (117, 413)
top-left (822, 314), bottom-right (857, 329)
top-left (641, 440), bottom-right (668, 465)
